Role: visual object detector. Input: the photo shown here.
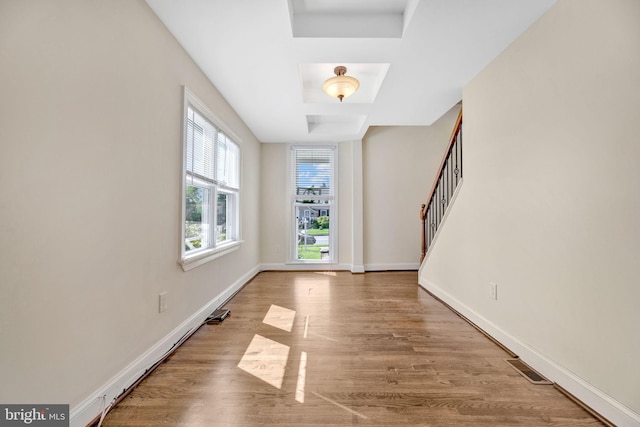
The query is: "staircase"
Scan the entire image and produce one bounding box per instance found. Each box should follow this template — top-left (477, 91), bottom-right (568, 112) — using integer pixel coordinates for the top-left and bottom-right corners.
top-left (420, 109), bottom-right (463, 262)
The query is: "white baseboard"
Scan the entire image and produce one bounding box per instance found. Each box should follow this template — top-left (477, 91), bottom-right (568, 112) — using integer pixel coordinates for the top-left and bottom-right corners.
top-left (259, 263), bottom-right (419, 273)
top-left (260, 263), bottom-right (352, 271)
top-left (70, 265), bottom-right (260, 427)
top-left (419, 278), bottom-right (640, 427)
top-left (351, 264), bottom-right (365, 273)
top-left (364, 263), bottom-right (419, 271)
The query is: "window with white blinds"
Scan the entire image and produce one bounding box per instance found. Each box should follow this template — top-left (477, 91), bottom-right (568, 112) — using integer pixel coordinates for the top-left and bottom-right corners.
top-left (186, 107), bottom-right (239, 191)
top-left (291, 146), bottom-right (336, 263)
top-left (292, 148), bottom-right (334, 201)
top-left (181, 89), bottom-right (241, 269)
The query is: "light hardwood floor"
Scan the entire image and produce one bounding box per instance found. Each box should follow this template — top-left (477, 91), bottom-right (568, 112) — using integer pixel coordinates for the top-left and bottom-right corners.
top-left (102, 271), bottom-right (603, 426)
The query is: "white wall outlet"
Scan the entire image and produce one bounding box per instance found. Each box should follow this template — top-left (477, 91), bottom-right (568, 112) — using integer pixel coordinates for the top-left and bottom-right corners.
top-left (159, 292), bottom-right (167, 313)
top-left (489, 283), bottom-right (498, 300)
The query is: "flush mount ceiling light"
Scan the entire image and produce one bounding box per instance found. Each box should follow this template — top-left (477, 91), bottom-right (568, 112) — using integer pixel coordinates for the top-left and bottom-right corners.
top-left (322, 66), bottom-right (359, 102)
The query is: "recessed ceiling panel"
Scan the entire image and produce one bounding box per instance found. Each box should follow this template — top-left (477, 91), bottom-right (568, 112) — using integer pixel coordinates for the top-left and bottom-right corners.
top-left (289, 0), bottom-right (418, 38)
top-left (146, 0), bottom-right (558, 143)
top-left (300, 63), bottom-right (390, 104)
top-left (306, 115), bottom-right (367, 135)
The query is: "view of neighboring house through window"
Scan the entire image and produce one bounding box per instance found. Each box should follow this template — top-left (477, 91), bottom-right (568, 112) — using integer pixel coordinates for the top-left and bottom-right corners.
top-left (181, 89), bottom-right (240, 268)
top-left (291, 146), bottom-right (336, 262)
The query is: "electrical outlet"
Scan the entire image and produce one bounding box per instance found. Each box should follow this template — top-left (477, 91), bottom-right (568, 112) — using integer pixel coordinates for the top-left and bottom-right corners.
top-left (489, 283), bottom-right (498, 300)
top-left (159, 292), bottom-right (167, 313)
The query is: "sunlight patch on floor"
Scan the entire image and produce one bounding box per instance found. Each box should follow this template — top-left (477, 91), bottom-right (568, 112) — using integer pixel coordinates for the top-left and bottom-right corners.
top-left (237, 334), bottom-right (290, 389)
top-left (263, 304), bottom-right (296, 332)
top-left (295, 351), bottom-right (308, 403)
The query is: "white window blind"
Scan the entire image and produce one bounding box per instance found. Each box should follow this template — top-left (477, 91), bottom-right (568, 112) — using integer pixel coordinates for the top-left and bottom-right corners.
top-left (186, 106), bottom-right (239, 188)
top-left (292, 148), bottom-right (334, 199)
top-left (185, 107), bottom-right (216, 183)
top-left (216, 132), bottom-right (240, 190)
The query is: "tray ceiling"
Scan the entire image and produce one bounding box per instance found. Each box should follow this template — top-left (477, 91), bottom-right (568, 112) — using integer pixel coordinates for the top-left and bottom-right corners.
top-left (146, 0), bottom-right (556, 143)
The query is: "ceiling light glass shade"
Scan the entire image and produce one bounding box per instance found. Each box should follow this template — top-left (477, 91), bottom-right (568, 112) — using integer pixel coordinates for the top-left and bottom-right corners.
top-left (323, 66), bottom-right (359, 102)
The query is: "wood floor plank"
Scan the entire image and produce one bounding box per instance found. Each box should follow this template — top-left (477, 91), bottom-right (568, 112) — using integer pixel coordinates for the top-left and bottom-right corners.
top-left (102, 271), bottom-right (604, 426)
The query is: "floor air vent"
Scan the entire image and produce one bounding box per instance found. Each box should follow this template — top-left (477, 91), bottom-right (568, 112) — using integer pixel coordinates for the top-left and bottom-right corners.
top-left (206, 309), bottom-right (230, 324)
top-left (505, 359), bottom-right (552, 385)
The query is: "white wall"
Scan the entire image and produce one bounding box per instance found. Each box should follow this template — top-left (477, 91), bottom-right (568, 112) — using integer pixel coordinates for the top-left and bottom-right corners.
top-left (363, 106), bottom-right (460, 270)
top-left (0, 0), bottom-right (260, 419)
top-left (421, 0), bottom-right (640, 424)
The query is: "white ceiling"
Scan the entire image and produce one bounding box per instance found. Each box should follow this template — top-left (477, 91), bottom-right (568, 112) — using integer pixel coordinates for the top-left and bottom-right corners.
top-left (146, 0), bottom-right (556, 143)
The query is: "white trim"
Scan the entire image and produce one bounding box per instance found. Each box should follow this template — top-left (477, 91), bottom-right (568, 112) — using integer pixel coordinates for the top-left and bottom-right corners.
top-left (180, 87), bottom-right (242, 270)
top-left (365, 263), bottom-right (420, 271)
top-left (261, 263), bottom-right (352, 272)
top-left (288, 144), bottom-right (338, 264)
top-left (70, 265), bottom-right (260, 427)
top-left (259, 263), bottom-right (419, 272)
top-left (351, 140), bottom-right (364, 273)
top-left (183, 87), bottom-right (242, 144)
top-left (351, 264), bottom-right (365, 273)
top-left (418, 278), bottom-right (640, 427)
top-left (180, 240), bottom-right (242, 271)
top-left (332, 146), bottom-right (339, 263)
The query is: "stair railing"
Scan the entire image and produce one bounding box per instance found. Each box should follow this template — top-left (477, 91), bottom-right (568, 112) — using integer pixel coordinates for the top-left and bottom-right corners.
top-left (420, 109), bottom-right (463, 263)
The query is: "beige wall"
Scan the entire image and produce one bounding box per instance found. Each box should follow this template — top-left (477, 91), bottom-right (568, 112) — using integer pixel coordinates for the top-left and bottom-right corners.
top-left (260, 111), bottom-right (459, 272)
top-left (260, 143), bottom-right (289, 264)
top-left (6, 0), bottom-right (637, 423)
top-left (260, 142), bottom-right (355, 268)
top-left (337, 142), bottom-right (354, 266)
top-left (421, 0), bottom-right (640, 421)
top-left (363, 106), bottom-right (459, 269)
top-left (0, 0), bottom-right (260, 412)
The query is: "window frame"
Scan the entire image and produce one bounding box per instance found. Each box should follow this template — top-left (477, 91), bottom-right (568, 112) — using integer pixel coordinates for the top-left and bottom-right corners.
top-left (180, 87), bottom-right (242, 271)
top-left (288, 145), bottom-right (338, 264)
top-left (215, 187), bottom-right (237, 245)
top-left (184, 177), bottom-right (214, 253)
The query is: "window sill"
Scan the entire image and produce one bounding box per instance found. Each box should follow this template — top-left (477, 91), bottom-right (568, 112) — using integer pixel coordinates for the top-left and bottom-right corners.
top-left (180, 241), bottom-right (242, 271)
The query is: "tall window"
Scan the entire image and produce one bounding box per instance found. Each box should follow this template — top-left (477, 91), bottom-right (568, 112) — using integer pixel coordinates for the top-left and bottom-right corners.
top-left (181, 89), bottom-right (240, 270)
top-left (291, 146), bottom-right (336, 262)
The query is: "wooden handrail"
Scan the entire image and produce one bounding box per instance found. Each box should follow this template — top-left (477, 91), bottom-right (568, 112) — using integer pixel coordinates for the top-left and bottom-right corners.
top-left (421, 108), bottom-right (462, 218)
top-left (420, 108), bottom-right (463, 262)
